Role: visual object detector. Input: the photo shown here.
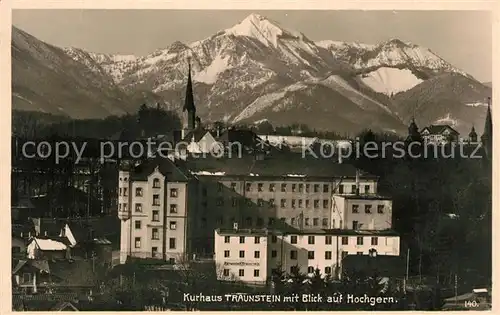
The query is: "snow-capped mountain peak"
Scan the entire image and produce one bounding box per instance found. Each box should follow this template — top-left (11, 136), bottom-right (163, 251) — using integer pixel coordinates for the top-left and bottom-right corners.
top-left (224, 13), bottom-right (305, 48)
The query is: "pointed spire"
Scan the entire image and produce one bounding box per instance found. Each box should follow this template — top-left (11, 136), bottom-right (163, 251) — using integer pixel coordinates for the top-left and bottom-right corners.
top-left (482, 97), bottom-right (492, 139)
top-left (183, 56), bottom-right (196, 113)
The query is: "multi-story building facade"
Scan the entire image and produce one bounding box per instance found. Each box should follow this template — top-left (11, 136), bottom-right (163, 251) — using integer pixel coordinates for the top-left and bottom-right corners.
top-left (117, 159), bottom-right (195, 264)
top-left (331, 194), bottom-right (393, 230)
top-left (214, 228), bottom-right (400, 284)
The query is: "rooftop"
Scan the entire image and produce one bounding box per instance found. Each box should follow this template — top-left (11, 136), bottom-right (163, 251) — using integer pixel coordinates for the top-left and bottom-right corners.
top-left (216, 228), bottom-right (399, 237)
top-left (334, 194), bottom-right (392, 200)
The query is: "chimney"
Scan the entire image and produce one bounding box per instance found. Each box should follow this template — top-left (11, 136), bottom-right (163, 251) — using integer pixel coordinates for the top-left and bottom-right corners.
top-left (355, 169), bottom-right (360, 195)
top-left (233, 222), bottom-right (238, 231)
top-left (44, 231), bottom-right (47, 237)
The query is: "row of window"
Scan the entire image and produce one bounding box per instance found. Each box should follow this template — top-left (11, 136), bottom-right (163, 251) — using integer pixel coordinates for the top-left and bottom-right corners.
top-left (284, 266), bottom-right (333, 275)
top-left (224, 235), bottom-right (379, 246)
top-left (352, 204), bottom-right (385, 214)
top-left (132, 188), bottom-right (179, 197)
top-left (214, 197), bottom-right (330, 209)
top-left (216, 183), bottom-right (372, 194)
top-left (223, 269), bottom-right (261, 278)
top-left (132, 204), bottom-right (178, 215)
top-left (135, 220), bottom-right (177, 231)
top-left (135, 237), bottom-right (176, 249)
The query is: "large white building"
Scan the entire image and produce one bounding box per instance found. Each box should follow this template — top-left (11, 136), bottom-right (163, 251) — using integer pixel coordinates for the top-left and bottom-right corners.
top-left (214, 227), bottom-right (400, 284)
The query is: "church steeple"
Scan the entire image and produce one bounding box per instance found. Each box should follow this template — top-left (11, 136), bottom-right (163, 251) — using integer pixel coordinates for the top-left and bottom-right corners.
top-left (469, 125), bottom-right (478, 143)
top-left (182, 58), bottom-right (196, 136)
top-left (481, 97), bottom-right (492, 157)
top-left (406, 117), bottom-right (422, 143)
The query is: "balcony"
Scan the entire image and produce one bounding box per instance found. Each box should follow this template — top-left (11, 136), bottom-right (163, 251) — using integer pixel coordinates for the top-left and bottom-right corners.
top-left (118, 209), bottom-right (130, 221)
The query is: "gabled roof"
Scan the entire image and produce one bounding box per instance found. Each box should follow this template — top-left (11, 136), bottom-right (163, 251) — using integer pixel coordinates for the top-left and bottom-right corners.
top-left (12, 259), bottom-right (50, 275)
top-left (421, 124), bottom-right (459, 135)
top-left (182, 129), bottom-right (211, 143)
top-left (129, 156), bottom-right (191, 182)
top-left (51, 301), bottom-right (79, 311)
top-left (30, 237), bottom-right (68, 251)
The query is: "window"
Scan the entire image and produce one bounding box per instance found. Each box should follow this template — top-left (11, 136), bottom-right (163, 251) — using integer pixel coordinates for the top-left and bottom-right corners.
top-left (170, 188), bottom-right (178, 197)
top-left (268, 218), bottom-right (275, 226)
top-left (169, 221), bottom-right (177, 230)
top-left (342, 251), bottom-right (348, 259)
top-left (377, 205), bottom-right (385, 213)
top-left (239, 269), bottom-right (244, 277)
top-left (323, 184), bottom-right (329, 193)
top-left (325, 267), bottom-right (332, 274)
top-left (135, 237), bottom-right (141, 248)
top-left (364, 185), bottom-right (370, 194)
top-left (357, 251), bottom-right (363, 255)
top-left (246, 183), bottom-right (251, 192)
top-left (308, 266), bottom-right (314, 273)
top-left (353, 221), bottom-right (359, 230)
top-left (119, 188), bottom-right (122, 196)
top-left (153, 194), bottom-right (160, 206)
top-left (308, 251), bottom-right (315, 259)
top-left (322, 218), bottom-right (328, 227)
top-left (224, 250), bottom-right (230, 258)
top-left (325, 236), bottom-right (332, 245)
top-left (254, 251), bottom-right (260, 258)
top-left (298, 199), bottom-right (303, 208)
top-left (135, 220), bottom-right (141, 229)
top-left (305, 218), bottom-right (310, 226)
top-left (239, 236), bottom-right (245, 244)
top-left (271, 235), bottom-right (277, 243)
top-left (365, 205), bottom-right (372, 214)
top-left (338, 185), bottom-right (344, 194)
top-left (314, 184), bottom-right (319, 192)
top-left (290, 266), bottom-right (298, 274)
top-left (135, 203), bottom-right (142, 212)
top-left (254, 269), bottom-right (260, 277)
top-left (342, 237), bottom-right (348, 245)
top-left (323, 200), bottom-right (329, 208)
top-left (152, 228), bottom-right (159, 240)
top-left (153, 178), bottom-right (160, 188)
top-left (135, 187), bottom-right (143, 197)
top-left (239, 250), bottom-right (245, 258)
top-left (305, 184), bottom-right (310, 192)
top-left (291, 235), bottom-right (297, 244)
top-left (325, 251), bottom-right (332, 260)
top-left (292, 184), bottom-right (296, 192)
top-left (352, 205), bottom-right (359, 213)
top-left (269, 183), bottom-right (275, 192)
top-left (298, 184), bottom-right (303, 192)
top-left (371, 237), bottom-right (378, 245)
top-left (230, 182), bottom-right (237, 190)
top-left (254, 237), bottom-right (260, 244)
top-left (308, 236), bottom-right (315, 244)
top-left (313, 218), bottom-right (319, 226)
top-left (291, 218), bottom-right (296, 225)
top-left (216, 197), bottom-right (224, 206)
top-left (357, 237), bottom-right (364, 245)
top-left (290, 250), bottom-right (297, 260)
top-left (352, 184), bottom-right (358, 193)
top-left (257, 199), bottom-right (264, 207)
top-left (281, 183), bottom-right (286, 192)
top-left (223, 269), bottom-right (230, 277)
top-left (258, 183), bottom-right (263, 192)
top-left (269, 198), bottom-right (275, 206)
top-left (305, 200), bottom-right (310, 208)
top-left (271, 250), bottom-right (277, 258)
top-left (23, 273), bottom-right (31, 283)
top-left (224, 236), bottom-right (230, 243)
top-left (280, 199), bottom-right (286, 208)
top-left (152, 247), bottom-right (158, 257)
top-left (123, 203), bottom-right (128, 211)
top-left (291, 200), bottom-right (296, 208)
top-left (314, 200), bottom-right (319, 208)
top-left (280, 217), bottom-right (286, 223)
top-left (169, 238), bottom-right (176, 249)
top-left (170, 204), bottom-right (177, 214)
top-left (123, 188), bottom-right (128, 196)
top-left (231, 198), bottom-right (238, 207)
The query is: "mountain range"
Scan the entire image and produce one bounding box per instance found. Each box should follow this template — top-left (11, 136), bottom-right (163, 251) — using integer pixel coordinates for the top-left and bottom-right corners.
top-left (11, 13), bottom-right (492, 136)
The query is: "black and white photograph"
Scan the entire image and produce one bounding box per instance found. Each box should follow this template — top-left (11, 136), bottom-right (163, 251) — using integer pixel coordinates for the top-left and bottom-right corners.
top-left (7, 6), bottom-right (495, 311)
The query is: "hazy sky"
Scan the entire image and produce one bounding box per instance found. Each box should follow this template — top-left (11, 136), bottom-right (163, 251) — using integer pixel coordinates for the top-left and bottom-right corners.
top-left (12, 10), bottom-right (492, 82)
